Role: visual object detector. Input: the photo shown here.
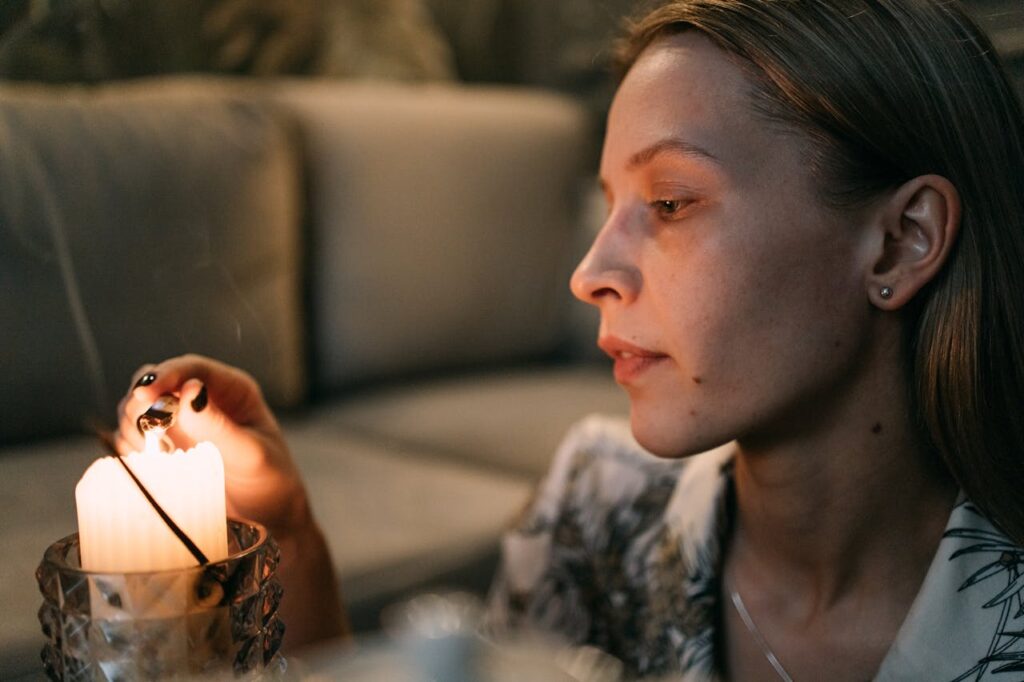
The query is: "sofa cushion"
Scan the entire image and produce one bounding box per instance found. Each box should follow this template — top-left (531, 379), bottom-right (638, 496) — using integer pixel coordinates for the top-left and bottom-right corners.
top-left (269, 81), bottom-right (589, 392)
top-left (284, 421), bottom-right (532, 602)
top-left (0, 78), bottom-right (306, 442)
top-left (308, 365), bottom-right (628, 478)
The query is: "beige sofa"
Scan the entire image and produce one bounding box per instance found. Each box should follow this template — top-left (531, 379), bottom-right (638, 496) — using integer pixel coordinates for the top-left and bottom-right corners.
top-left (0, 76), bottom-right (627, 678)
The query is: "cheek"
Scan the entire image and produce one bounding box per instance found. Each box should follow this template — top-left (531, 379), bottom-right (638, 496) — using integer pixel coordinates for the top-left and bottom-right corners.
top-left (654, 216), bottom-right (864, 398)
top-left (650, 235), bottom-right (792, 369)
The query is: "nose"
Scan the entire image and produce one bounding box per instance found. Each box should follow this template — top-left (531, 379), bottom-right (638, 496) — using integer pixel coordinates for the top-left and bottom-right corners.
top-left (569, 215), bottom-right (641, 307)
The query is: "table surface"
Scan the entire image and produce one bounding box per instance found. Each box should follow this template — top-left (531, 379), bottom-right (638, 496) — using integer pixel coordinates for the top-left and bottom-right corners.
top-left (296, 632), bottom-right (627, 682)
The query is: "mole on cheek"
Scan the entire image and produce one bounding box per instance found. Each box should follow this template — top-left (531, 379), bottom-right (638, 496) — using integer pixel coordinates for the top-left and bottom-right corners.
top-left (872, 422), bottom-right (883, 434)
top-left (692, 376), bottom-right (703, 385)
top-left (690, 409), bottom-right (698, 417)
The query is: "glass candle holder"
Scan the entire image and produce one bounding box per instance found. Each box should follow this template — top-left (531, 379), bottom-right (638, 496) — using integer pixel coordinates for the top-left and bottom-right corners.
top-left (36, 520), bottom-right (285, 681)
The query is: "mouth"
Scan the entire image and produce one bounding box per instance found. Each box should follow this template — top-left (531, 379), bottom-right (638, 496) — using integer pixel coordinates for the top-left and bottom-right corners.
top-left (599, 336), bottom-right (670, 384)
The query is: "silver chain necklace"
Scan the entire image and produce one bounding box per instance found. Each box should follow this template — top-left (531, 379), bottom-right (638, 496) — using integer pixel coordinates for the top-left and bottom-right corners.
top-left (727, 581), bottom-right (795, 682)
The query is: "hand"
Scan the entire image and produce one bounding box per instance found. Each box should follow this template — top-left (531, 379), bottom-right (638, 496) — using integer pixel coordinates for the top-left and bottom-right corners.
top-left (201, 0), bottom-right (320, 75)
top-left (117, 354), bottom-right (312, 538)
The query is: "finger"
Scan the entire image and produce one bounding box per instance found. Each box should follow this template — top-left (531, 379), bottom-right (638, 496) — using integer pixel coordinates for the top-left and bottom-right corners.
top-left (124, 355), bottom-right (218, 446)
top-left (130, 355), bottom-right (272, 445)
top-left (118, 383), bottom-right (155, 420)
top-left (127, 363), bottom-right (158, 392)
top-left (116, 393), bottom-right (129, 422)
top-left (119, 363), bottom-right (157, 447)
top-left (163, 420), bottom-right (197, 452)
top-left (118, 404), bottom-right (145, 451)
top-left (129, 354), bottom-right (218, 405)
top-left (174, 377), bottom-right (263, 469)
top-left (174, 377), bottom-right (231, 443)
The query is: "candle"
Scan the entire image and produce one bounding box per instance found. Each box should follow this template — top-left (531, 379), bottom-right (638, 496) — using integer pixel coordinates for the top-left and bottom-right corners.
top-left (75, 431), bottom-right (228, 572)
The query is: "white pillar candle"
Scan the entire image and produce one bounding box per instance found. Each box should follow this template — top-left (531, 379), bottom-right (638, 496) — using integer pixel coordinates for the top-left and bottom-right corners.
top-left (75, 432), bottom-right (229, 572)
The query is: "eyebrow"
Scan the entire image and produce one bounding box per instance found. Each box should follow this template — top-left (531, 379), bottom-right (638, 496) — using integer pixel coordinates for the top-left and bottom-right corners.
top-left (627, 138), bottom-right (720, 169)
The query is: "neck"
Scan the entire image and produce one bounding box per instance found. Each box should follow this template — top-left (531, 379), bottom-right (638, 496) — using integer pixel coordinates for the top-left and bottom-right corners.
top-left (727, 342), bottom-right (957, 612)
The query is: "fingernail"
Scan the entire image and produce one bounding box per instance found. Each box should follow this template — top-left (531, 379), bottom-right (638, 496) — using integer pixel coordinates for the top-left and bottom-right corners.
top-left (191, 384), bottom-right (208, 413)
top-left (134, 372), bottom-right (157, 389)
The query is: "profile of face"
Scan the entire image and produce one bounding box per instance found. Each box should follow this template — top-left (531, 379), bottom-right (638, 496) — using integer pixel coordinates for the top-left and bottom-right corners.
top-left (571, 31), bottom-right (883, 457)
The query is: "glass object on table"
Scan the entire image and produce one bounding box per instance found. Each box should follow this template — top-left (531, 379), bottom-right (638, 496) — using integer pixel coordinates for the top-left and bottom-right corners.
top-left (308, 590), bottom-right (624, 681)
top-left (36, 519), bottom-right (285, 681)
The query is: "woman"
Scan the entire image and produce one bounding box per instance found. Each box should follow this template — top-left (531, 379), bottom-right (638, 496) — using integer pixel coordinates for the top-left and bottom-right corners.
top-left (119, 1), bottom-right (1024, 679)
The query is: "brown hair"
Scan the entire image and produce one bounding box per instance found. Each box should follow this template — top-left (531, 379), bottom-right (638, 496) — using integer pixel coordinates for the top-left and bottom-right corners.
top-left (616, 1), bottom-right (1024, 543)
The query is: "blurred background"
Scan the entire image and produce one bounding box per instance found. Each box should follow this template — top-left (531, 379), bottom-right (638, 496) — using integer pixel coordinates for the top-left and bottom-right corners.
top-left (0, 0), bottom-right (646, 142)
top-left (1, 0), bottom-right (1020, 165)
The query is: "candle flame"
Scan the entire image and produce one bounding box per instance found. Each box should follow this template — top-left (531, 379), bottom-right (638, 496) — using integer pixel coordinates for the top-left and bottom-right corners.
top-left (144, 429), bottom-right (163, 455)
top-left (144, 428), bottom-right (175, 455)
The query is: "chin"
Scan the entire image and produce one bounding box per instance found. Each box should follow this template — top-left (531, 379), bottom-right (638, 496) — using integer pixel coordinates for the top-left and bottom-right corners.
top-left (630, 409), bottom-right (696, 459)
top-left (630, 406), bottom-right (728, 460)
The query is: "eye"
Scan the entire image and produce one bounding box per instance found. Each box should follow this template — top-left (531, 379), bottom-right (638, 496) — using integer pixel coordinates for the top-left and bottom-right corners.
top-left (650, 198), bottom-right (693, 219)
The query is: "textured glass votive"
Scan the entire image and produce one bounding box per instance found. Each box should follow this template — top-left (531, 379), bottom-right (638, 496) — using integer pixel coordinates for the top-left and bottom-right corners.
top-left (36, 520), bottom-right (285, 681)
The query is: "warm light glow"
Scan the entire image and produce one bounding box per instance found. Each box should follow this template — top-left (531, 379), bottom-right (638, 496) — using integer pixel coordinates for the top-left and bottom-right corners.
top-left (75, 432), bottom-right (228, 572)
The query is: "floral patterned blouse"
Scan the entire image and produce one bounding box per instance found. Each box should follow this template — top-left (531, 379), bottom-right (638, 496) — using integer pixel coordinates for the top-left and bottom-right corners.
top-left (486, 415), bottom-right (1024, 681)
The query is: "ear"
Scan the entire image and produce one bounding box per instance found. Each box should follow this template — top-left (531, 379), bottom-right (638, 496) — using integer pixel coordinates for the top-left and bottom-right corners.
top-left (866, 174), bottom-right (961, 309)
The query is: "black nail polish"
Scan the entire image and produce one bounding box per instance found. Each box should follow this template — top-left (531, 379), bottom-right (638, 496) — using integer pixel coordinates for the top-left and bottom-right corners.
top-left (134, 372), bottom-right (157, 389)
top-left (191, 384), bottom-right (208, 413)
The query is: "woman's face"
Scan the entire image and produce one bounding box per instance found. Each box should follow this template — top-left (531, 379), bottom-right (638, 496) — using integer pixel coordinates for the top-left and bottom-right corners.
top-left (572, 31), bottom-right (878, 457)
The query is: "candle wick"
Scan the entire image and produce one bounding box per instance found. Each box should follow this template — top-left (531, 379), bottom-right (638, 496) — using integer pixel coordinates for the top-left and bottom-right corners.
top-left (114, 455), bottom-right (210, 566)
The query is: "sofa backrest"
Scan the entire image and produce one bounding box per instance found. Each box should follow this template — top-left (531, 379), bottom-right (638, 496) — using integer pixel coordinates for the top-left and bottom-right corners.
top-left (0, 77), bottom-right (591, 443)
top-left (270, 81), bottom-right (589, 394)
top-left (0, 78), bottom-right (306, 443)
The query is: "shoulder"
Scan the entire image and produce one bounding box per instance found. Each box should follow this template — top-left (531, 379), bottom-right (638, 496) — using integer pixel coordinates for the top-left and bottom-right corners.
top-left (516, 414), bottom-right (685, 535)
top-left (878, 498), bottom-right (1024, 681)
top-left (488, 414), bottom-right (734, 677)
top-left (514, 413), bottom-right (737, 563)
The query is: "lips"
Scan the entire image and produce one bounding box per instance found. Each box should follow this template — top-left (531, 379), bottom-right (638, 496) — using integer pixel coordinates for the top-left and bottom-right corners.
top-left (599, 336), bottom-right (669, 383)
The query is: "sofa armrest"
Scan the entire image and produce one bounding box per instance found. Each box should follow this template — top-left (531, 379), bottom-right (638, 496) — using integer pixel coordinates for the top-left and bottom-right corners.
top-left (0, 78), bottom-right (307, 442)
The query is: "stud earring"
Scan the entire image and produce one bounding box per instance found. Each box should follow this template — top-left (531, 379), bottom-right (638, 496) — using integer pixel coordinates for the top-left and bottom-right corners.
top-left (880, 286), bottom-right (894, 299)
